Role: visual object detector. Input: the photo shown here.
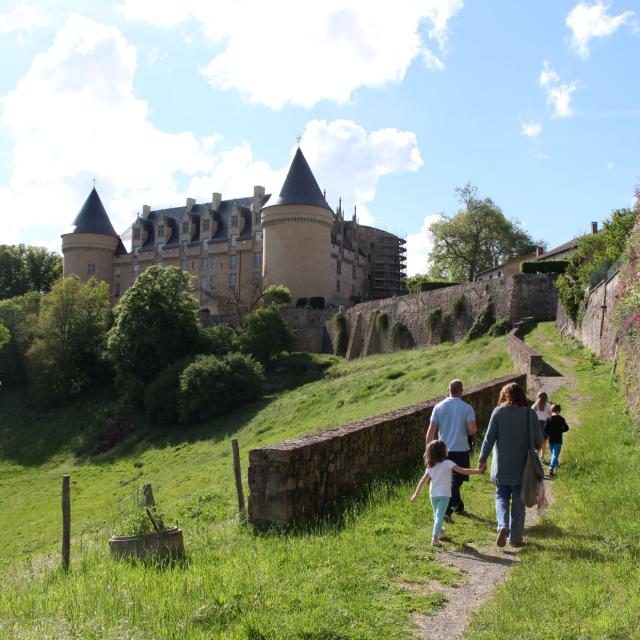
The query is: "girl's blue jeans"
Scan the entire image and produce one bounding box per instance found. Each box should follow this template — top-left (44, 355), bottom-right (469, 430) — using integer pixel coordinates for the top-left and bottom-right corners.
top-left (430, 496), bottom-right (450, 537)
top-left (549, 443), bottom-right (562, 470)
top-left (495, 484), bottom-right (525, 544)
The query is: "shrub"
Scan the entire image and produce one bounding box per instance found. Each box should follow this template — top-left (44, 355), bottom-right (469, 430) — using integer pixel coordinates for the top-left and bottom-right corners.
top-left (350, 295), bottom-right (362, 305)
top-left (440, 311), bottom-right (453, 342)
top-left (424, 308), bottom-right (451, 342)
top-left (466, 302), bottom-right (495, 341)
top-left (201, 323), bottom-right (240, 357)
top-left (238, 305), bottom-right (295, 365)
top-left (487, 317), bottom-right (513, 337)
top-left (309, 296), bottom-right (325, 309)
top-left (179, 353), bottom-right (264, 424)
top-left (451, 294), bottom-right (466, 318)
top-left (295, 297), bottom-right (308, 308)
top-left (331, 311), bottom-right (349, 356)
top-left (406, 274), bottom-right (458, 293)
top-left (520, 260), bottom-right (568, 275)
top-left (389, 321), bottom-right (411, 348)
top-left (375, 312), bottom-right (389, 332)
top-left (262, 284), bottom-right (291, 306)
top-left (144, 357), bottom-right (194, 427)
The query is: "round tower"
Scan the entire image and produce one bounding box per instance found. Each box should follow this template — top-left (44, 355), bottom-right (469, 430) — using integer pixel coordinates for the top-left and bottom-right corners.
top-left (61, 187), bottom-right (120, 287)
top-left (261, 148), bottom-right (334, 303)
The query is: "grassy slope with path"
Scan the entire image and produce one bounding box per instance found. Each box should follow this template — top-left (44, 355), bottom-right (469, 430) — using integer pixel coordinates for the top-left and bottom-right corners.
top-left (0, 336), bottom-right (513, 640)
top-left (466, 324), bottom-right (640, 640)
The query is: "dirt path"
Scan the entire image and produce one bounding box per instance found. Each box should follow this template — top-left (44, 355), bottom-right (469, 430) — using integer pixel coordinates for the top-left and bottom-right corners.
top-left (412, 364), bottom-right (574, 640)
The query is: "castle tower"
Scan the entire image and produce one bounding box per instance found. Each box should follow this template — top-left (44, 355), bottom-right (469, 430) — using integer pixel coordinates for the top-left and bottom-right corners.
top-left (61, 187), bottom-right (120, 287)
top-left (261, 148), bottom-right (334, 303)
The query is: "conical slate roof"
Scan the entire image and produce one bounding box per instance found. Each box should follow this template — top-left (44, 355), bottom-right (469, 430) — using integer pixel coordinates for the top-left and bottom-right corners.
top-left (69, 188), bottom-right (118, 236)
top-left (263, 147), bottom-right (332, 211)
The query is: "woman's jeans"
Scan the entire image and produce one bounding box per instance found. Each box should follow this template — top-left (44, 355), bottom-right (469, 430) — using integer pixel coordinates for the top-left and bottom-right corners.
top-left (430, 496), bottom-right (450, 537)
top-left (495, 484), bottom-right (525, 544)
top-left (549, 443), bottom-right (562, 470)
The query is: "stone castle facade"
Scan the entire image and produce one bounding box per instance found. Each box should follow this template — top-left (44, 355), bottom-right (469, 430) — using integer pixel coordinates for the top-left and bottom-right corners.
top-left (61, 148), bottom-right (406, 313)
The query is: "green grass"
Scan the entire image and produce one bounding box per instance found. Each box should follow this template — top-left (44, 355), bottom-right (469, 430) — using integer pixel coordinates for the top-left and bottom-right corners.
top-left (465, 324), bottom-right (640, 640)
top-left (0, 337), bottom-right (513, 639)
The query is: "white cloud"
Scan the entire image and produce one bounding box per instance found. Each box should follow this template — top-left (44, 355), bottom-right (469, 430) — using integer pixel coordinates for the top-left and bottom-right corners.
top-left (607, 160), bottom-right (614, 169)
top-left (0, 2), bottom-right (49, 34)
top-left (566, 1), bottom-right (633, 58)
top-left (0, 15), bottom-right (423, 249)
top-left (537, 152), bottom-right (549, 160)
top-left (521, 119), bottom-right (542, 137)
top-left (405, 214), bottom-right (442, 276)
top-left (118, 0), bottom-right (464, 108)
top-left (538, 61), bottom-right (579, 119)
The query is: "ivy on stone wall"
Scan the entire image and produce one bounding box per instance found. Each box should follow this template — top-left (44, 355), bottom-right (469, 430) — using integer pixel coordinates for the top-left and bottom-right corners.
top-left (331, 312), bottom-right (349, 356)
top-left (466, 302), bottom-right (495, 341)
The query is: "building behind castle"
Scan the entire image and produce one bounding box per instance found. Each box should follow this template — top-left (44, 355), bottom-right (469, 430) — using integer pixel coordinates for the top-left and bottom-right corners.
top-left (61, 148), bottom-right (406, 313)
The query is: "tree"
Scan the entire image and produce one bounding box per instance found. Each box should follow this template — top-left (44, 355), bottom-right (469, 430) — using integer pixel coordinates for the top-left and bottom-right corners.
top-left (27, 276), bottom-right (111, 401)
top-left (0, 244), bottom-right (62, 299)
top-left (428, 184), bottom-right (539, 282)
top-left (0, 291), bottom-right (41, 385)
top-left (106, 266), bottom-right (202, 390)
top-left (238, 305), bottom-right (295, 365)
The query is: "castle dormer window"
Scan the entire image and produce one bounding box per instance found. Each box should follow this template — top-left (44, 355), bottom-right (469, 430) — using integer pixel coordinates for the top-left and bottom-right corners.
top-left (182, 221), bottom-right (189, 234)
top-left (231, 215), bottom-right (238, 228)
top-left (157, 224), bottom-right (164, 238)
top-left (133, 227), bottom-right (141, 240)
top-left (203, 219), bottom-right (210, 232)
top-left (254, 211), bottom-right (260, 224)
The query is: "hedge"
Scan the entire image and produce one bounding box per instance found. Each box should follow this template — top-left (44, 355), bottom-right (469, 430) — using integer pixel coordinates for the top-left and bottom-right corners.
top-left (520, 260), bottom-right (568, 275)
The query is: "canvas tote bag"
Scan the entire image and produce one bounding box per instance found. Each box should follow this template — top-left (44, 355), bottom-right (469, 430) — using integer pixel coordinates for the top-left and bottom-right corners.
top-left (521, 408), bottom-right (544, 507)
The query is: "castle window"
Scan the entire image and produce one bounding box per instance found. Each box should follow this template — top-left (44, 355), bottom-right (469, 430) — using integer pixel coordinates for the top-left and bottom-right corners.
top-left (133, 265), bottom-right (140, 278)
top-left (254, 252), bottom-right (262, 268)
top-left (255, 231), bottom-right (262, 242)
top-left (202, 257), bottom-right (208, 271)
top-left (336, 260), bottom-right (341, 275)
top-left (211, 256), bottom-right (217, 270)
top-left (87, 263), bottom-right (96, 276)
top-left (133, 227), bottom-right (141, 240)
top-left (230, 255), bottom-right (237, 270)
top-left (115, 283), bottom-right (121, 297)
top-left (231, 215), bottom-right (238, 228)
top-left (230, 235), bottom-right (238, 247)
top-left (203, 219), bottom-right (210, 232)
top-left (182, 221), bottom-right (190, 234)
top-left (210, 274), bottom-right (217, 289)
top-left (352, 265), bottom-right (356, 279)
top-left (115, 268), bottom-right (121, 277)
top-left (336, 280), bottom-right (341, 292)
top-left (229, 273), bottom-right (237, 288)
top-left (157, 224), bottom-right (164, 238)
top-left (254, 211), bottom-right (260, 224)
top-left (351, 285), bottom-right (355, 296)
top-left (201, 277), bottom-right (208, 290)
top-left (191, 261), bottom-right (196, 272)
top-left (180, 259), bottom-right (187, 271)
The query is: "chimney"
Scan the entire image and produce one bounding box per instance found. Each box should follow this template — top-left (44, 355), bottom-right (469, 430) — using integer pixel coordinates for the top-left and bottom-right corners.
top-left (591, 221), bottom-right (598, 234)
top-left (212, 192), bottom-right (222, 210)
top-left (253, 185), bottom-right (265, 199)
top-left (142, 204), bottom-right (151, 218)
top-left (186, 197), bottom-right (196, 212)
top-left (536, 245), bottom-right (544, 257)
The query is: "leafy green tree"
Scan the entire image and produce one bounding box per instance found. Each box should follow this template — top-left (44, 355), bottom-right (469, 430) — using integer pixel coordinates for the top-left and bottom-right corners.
top-left (0, 244), bottom-right (62, 299)
top-left (107, 266), bottom-right (202, 390)
top-left (238, 305), bottom-right (295, 365)
top-left (557, 208), bottom-right (637, 321)
top-left (428, 184), bottom-right (539, 282)
top-left (0, 291), bottom-right (41, 385)
top-left (27, 276), bottom-right (111, 401)
top-left (262, 284), bottom-right (291, 306)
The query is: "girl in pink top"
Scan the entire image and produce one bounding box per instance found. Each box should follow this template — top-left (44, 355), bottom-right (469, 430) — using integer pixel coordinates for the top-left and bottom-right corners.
top-left (410, 440), bottom-right (484, 546)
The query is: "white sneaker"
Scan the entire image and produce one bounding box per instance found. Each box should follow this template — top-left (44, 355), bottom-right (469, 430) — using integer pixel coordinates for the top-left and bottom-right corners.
top-left (431, 538), bottom-right (442, 547)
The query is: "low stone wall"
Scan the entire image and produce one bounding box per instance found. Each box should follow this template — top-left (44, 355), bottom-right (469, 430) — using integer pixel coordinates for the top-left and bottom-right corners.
top-left (248, 373), bottom-right (526, 528)
top-left (328, 274), bottom-right (558, 359)
top-left (280, 308), bottom-right (334, 353)
top-left (506, 328), bottom-right (544, 375)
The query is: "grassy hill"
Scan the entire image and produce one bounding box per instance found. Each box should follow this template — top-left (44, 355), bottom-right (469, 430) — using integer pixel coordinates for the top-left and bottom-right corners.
top-left (0, 336), bottom-right (513, 639)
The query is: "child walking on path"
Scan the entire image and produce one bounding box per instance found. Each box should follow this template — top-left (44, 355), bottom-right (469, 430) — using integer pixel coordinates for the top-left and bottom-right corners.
top-left (410, 440), bottom-right (484, 546)
top-left (544, 404), bottom-right (569, 476)
top-left (532, 391), bottom-right (552, 463)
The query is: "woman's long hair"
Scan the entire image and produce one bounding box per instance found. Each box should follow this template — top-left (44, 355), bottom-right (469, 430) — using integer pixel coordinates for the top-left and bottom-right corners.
top-left (498, 382), bottom-right (527, 407)
top-left (534, 391), bottom-right (548, 411)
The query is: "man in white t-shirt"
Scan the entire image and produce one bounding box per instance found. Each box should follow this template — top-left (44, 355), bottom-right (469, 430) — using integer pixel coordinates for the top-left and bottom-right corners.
top-left (425, 379), bottom-right (477, 516)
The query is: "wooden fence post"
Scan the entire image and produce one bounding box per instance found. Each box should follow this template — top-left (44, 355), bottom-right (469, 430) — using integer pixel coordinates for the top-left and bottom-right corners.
top-left (231, 439), bottom-right (245, 515)
top-left (62, 475), bottom-right (70, 571)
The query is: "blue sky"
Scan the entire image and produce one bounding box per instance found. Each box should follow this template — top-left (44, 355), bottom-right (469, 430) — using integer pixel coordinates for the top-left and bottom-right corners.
top-left (0, 0), bottom-right (638, 274)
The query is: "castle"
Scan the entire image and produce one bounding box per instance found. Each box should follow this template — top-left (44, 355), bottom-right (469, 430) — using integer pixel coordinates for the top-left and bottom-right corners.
top-left (61, 148), bottom-right (406, 313)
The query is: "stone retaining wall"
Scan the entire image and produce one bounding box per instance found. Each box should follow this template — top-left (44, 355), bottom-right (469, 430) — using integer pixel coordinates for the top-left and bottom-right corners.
top-left (506, 327), bottom-right (544, 375)
top-left (248, 373), bottom-right (526, 528)
top-left (328, 274), bottom-right (558, 359)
